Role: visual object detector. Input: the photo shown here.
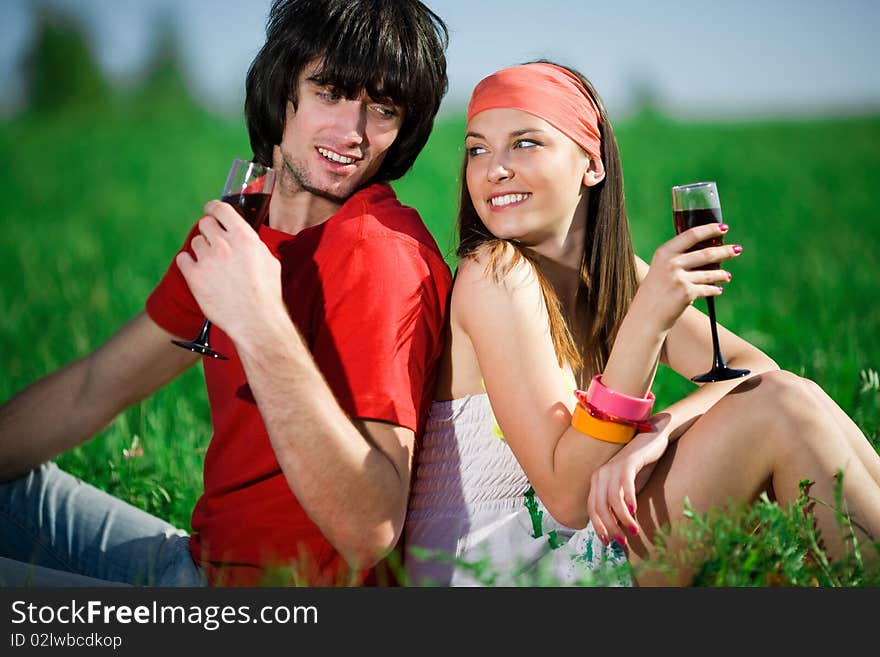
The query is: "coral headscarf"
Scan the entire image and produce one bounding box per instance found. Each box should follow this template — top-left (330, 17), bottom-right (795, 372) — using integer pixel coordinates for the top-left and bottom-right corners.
top-left (467, 62), bottom-right (602, 165)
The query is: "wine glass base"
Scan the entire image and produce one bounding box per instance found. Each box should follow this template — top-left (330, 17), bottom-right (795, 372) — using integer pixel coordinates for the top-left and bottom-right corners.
top-left (691, 367), bottom-right (750, 383)
top-left (171, 340), bottom-right (229, 360)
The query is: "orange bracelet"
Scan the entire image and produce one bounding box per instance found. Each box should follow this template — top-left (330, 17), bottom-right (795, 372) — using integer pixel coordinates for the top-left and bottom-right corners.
top-left (571, 402), bottom-right (636, 444)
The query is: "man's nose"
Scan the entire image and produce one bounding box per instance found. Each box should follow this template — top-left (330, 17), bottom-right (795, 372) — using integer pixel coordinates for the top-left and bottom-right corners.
top-left (335, 99), bottom-right (367, 146)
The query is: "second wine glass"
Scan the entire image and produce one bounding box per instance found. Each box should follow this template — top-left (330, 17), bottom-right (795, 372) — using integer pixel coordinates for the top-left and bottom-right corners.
top-left (671, 181), bottom-right (749, 383)
top-left (171, 157), bottom-right (276, 360)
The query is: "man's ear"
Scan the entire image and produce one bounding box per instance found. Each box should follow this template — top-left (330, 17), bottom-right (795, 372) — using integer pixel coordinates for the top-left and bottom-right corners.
top-left (583, 157), bottom-right (606, 187)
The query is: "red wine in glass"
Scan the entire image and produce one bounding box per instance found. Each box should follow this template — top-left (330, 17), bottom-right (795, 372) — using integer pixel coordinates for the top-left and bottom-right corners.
top-left (674, 207), bottom-right (723, 270)
top-left (171, 158), bottom-right (276, 360)
top-left (671, 182), bottom-right (749, 383)
top-left (220, 192), bottom-right (272, 229)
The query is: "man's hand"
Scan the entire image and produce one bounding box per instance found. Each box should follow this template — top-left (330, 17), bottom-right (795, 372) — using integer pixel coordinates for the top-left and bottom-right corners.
top-left (176, 200), bottom-right (282, 341)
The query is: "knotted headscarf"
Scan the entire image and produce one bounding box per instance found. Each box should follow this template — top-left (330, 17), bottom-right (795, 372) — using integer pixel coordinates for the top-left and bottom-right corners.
top-left (467, 62), bottom-right (602, 165)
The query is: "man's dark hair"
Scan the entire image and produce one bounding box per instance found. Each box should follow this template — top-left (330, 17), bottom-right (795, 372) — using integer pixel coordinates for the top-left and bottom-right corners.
top-left (245, 0), bottom-right (448, 182)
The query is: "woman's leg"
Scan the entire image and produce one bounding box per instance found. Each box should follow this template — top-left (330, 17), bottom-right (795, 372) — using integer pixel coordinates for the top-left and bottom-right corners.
top-left (628, 370), bottom-right (880, 586)
top-left (799, 376), bottom-right (880, 486)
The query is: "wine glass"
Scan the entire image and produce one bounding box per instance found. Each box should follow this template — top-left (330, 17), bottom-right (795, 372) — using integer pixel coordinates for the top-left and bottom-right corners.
top-left (672, 181), bottom-right (749, 383)
top-left (171, 157), bottom-right (276, 360)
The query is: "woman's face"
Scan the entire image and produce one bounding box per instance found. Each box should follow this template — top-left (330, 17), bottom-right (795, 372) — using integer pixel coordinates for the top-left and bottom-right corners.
top-left (465, 108), bottom-right (594, 250)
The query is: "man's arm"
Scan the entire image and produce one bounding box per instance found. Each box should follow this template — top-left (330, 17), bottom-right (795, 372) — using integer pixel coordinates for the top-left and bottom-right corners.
top-left (234, 308), bottom-right (415, 570)
top-left (176, 202), bottom-right (430, 569)
top-left (0, 312), bottom-right (199, 481)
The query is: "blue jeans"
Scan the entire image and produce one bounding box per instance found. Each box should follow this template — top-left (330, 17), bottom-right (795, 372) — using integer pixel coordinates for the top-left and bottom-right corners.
top-left (0, 462), bottom-right (205, 586)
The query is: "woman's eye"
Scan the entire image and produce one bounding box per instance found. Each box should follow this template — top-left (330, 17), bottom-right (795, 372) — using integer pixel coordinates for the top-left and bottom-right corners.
top-left (514, 139), bottom-right (539, 149)
top-left (467, 145), bottom-right (487, 157)
top-left (319, 89), bottom-right (341, 102)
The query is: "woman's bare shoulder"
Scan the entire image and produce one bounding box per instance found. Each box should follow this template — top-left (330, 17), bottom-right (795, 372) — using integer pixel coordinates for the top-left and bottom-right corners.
top-left (452, 242), bottom-right (548, 341)
top-left (455, 241), bottom-right (540, 292)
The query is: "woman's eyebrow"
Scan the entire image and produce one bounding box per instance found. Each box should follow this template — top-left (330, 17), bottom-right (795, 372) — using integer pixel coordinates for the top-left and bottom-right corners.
top-left (465, 128), bottom-right (546, 139)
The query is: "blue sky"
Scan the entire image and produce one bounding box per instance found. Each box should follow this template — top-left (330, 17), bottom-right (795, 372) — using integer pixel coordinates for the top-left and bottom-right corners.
top-left (2, 0), bottom-right (879, 119)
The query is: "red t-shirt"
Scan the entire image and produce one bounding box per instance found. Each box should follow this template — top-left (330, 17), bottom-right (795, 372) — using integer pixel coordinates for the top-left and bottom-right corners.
top-left (145, 183), bottom-right (451, 585)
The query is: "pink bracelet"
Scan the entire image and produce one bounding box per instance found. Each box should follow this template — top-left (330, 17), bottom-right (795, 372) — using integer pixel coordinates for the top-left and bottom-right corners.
top-left (574, 390), bottom-right (653, 429)
top-left (581, 400), bottom-right (655, 433)
top-left (581, 374), bottom-right (655, 422)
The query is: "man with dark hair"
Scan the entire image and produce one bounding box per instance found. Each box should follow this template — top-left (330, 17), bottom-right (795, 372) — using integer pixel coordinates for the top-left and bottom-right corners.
top-left (0, 0), bottom-right (450, 586)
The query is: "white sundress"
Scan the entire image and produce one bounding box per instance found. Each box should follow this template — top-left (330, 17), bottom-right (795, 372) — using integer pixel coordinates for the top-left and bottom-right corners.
top-left (404, 393), bottom-right (630, 587)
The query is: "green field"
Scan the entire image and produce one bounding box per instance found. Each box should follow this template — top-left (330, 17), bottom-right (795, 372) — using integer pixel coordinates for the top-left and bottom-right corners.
top-left (1, 103), bottom-right (879, 585)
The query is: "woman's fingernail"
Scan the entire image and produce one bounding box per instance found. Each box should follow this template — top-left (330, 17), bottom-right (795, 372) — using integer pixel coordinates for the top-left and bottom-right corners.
top-left (732, 244), bottom-right (743, 254)
top-left (628, 525), bottom-right (639, 536)
top-left (615, 536), bottom-right (627, 547)
top-left (719, 223), bottom-right (729, 232)
top-left (627, 504), bottom-right (636, 515)
top-left (727, 271), bottom-right (733, 281)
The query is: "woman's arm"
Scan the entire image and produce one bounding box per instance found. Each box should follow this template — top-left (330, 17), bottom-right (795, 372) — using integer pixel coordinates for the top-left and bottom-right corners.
top-left (454, 246), bottom-right (619, 528)
top-left (457, 224), bottom-right (741, 529)
top-left (584, 255), bottom-right (780, 544)
top-left (601, 225), bottom-right (742, 397)
top-left (653, 254), bottom-right (780, 441)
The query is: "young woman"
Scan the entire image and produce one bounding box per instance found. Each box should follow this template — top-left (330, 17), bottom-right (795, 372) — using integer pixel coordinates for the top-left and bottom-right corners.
top-left (403, 61), bottom-right (880, 586)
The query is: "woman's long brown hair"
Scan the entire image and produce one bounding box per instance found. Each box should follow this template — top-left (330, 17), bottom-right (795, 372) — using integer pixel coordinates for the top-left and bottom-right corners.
top-left (456, 60), bottom-right (638, 383)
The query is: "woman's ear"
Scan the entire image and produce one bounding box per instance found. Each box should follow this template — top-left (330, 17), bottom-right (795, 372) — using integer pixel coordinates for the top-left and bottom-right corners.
top-left (583, 157), bottom-right (606, 187)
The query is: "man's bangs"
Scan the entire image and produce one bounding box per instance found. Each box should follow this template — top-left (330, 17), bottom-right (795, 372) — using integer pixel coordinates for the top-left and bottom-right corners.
top-left (312, 49), bottom-right (410, 108)
top-left (247, 0), bottom-right (448, 180)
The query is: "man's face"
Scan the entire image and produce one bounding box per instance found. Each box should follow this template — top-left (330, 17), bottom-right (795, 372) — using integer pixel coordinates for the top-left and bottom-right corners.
top-left (273, 61), bottom-right (405, 203)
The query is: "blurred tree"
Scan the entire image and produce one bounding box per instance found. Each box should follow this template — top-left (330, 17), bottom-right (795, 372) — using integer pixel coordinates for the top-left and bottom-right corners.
top-left (126, 14), bottom-right (200, 117)
top-left (24, 8), bottom-right (111, 113)
top-left (624, 66), bottom-right (667, 123)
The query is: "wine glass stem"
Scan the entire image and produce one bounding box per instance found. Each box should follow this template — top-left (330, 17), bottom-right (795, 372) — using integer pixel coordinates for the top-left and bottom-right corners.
top-left (196, 319), bottom-right (212, 346)
top-left (705, 296), bottom-right (727, 370)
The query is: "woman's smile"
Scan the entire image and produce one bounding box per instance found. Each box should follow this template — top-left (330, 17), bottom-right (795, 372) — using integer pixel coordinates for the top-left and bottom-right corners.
top-left (488, 192), bottom-right (532, 211)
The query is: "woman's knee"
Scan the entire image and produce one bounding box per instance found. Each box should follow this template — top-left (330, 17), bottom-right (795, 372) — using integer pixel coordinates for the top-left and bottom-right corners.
top-left (731, 369), bottom-right (822, 431)
top-left (796, 374), bottom-right (836, 404)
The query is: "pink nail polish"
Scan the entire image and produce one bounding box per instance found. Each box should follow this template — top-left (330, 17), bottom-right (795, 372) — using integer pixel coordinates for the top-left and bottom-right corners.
top-left (628, 525), bottom-right (639, 536)
top-left (732, 244), bottom-right (743, 254)
top-left (615, 536), bottom-right (627, 547)
top-left (627, 504), bottom-right (636, 515)
top-left (719, 223), bottom-right (729, 232)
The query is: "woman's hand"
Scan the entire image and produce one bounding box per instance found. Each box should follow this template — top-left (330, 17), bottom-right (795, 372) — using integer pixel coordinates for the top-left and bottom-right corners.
top-left (586, 412), bottom-right (672, 547)
top-left (633, 223), bottom-right (742, 333)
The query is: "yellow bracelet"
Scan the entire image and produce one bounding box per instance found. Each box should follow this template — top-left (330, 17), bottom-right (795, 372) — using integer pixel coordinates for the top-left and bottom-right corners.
top-left (571, 402), bottom-right (636, 444)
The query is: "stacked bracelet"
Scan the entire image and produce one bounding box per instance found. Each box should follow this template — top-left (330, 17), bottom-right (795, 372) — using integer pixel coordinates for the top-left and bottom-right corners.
top-left (576, 396), bottom-right (654, 433)
top-left (585, 374), bottom-right (654, 421)
top-left (570, 374), bottom-right (656, 444)
top-left (570, 403), bottom-right (636, 444)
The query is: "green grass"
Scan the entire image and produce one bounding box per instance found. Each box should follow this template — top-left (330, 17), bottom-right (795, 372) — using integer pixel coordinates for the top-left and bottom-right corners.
top-left (1, 104), bottom-right (879, 585)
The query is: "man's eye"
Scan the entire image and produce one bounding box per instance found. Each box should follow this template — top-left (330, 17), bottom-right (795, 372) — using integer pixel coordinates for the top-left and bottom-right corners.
top-left (374, 105), bottom-right (398, 119)
top-left (319, 90), bottom-right (341, 102)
